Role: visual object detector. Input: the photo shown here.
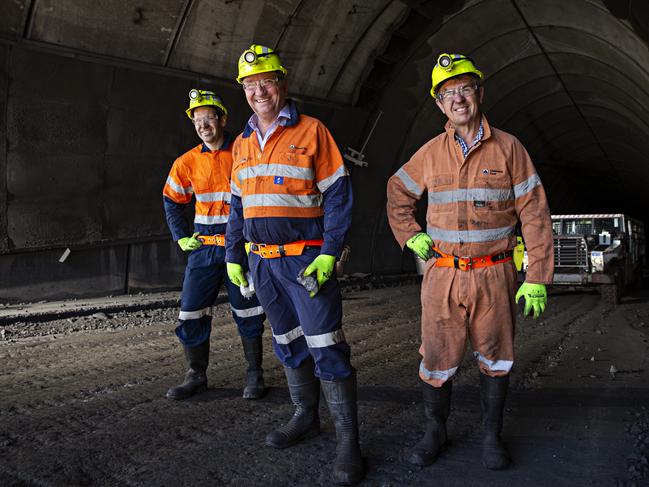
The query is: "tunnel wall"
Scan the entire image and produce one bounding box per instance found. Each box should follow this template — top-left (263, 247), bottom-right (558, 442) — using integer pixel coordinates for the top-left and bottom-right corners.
top-left (0, 42), bottom-right (369, 302)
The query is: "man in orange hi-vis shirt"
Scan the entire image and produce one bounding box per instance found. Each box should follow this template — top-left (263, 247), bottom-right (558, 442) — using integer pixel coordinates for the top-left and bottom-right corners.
top-left (225, 45), bottom-right (363, 486)
top-left (163, 89), bottom-right (266, 402)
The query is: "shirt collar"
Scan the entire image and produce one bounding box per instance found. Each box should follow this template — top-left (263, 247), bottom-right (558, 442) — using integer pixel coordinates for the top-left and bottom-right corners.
top-left (242, 99), bottom-right (299, 138)
top-left (200, 132), bottom-right (232, 152)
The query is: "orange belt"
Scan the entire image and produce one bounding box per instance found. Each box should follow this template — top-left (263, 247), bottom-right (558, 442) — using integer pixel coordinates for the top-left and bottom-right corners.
top-left (198, 234), bottom-right (225, 246)
top-left (432, 247), bottom-right (513, 271)
top-left (249, 239), bottom-right (324, 258)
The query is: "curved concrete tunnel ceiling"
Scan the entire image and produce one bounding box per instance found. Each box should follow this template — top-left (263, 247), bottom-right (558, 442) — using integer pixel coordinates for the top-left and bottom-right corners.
top-left (1, 0), bottom-right (648, 269)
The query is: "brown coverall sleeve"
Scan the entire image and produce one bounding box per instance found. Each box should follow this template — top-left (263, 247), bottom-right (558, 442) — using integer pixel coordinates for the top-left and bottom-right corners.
top-left (386, 150), bottom-right (427, 249)
top-left (511, 138), bottom-right (554, 284)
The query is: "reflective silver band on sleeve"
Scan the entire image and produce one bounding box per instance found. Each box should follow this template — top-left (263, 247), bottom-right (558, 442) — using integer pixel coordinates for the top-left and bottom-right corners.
top-left (395, 167), bottom-right (423, 197)
top-left (166, 176), bottom-right (193, 196)
top-left (513, 174), bottom-right (541, 199)
top-left (231, 180), bottom-right (241, 197)
top-left (317, 165), bottom-right (348, 193)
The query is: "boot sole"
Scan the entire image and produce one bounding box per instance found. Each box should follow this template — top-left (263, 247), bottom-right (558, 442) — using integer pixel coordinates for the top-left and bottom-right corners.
top-left (165, 383), bottom-right (207, 401)
top-left (265, 425), bottom-right (320, 449)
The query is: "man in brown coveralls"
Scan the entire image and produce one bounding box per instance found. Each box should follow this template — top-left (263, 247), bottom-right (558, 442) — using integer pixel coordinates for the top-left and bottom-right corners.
top-left (386, 53), bottom-right (554, 470)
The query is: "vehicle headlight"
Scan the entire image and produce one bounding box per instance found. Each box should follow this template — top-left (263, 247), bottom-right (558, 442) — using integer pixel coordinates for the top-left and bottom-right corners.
top-left (591, 252), bottom-right (604, 272)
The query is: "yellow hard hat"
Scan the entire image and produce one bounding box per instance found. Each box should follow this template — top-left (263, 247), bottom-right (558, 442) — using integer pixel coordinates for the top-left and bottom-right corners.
top-left (185, 89), bottom-right (228, 120)
top-left (431, 53), bottom-right (484, 99)
top-left (236, 44), bottom-right (287, 84)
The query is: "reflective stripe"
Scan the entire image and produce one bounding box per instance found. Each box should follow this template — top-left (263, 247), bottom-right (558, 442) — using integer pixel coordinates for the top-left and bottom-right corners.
top-left (513, 173), bottom-right (541, 198)
top-left (166, 176), bottom-right (193, 196)
top-left (304, 329), bottom-right (346, 348)
top-left (231, 305), bottom-right (264, 318)
top-left (231, 180), bottom-right (241, 197)
top-left (419, 361), bottom-right (458, 381)
top-left (317, 165), bottom-right (348, 194)
top-left (178, 307), bottom-right (210, 320)
top-left (237, 164), bottom-right (314, 183)
top-left (395, 167), bottom-right (423, 197)
top-left (473, 352), bottom-right (513, 372)
top-left (427, 224), bottom-right (515, 243)
top-left (242, 193), bottom-right (322, 209)
top-left (195, 192), bottom-right (231, 203)
top-left (194, 214), bottom-right (229, 224)
top-left (428, 187), bottom-right (514, 205)
top-left (273, 326), bottom-right (305, 345)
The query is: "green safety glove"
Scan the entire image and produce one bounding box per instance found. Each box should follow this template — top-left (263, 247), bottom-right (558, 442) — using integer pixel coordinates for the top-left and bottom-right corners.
top-left (226, 263), bottom-right (248, 287)
top-left (515, 282), bottom-right (547, 319)
top-left (303, 254), bottom-right (336, 296)
top-left (406, 232), bottom-right (434, 261)
top-left (177, 232), bottom-right (203, 252)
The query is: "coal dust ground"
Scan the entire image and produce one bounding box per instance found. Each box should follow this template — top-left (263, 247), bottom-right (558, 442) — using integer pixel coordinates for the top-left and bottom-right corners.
top-left (2, 280), bottom-right (649, 487)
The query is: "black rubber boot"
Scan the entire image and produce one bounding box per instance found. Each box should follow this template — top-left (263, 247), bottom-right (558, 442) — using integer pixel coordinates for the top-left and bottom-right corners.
top-left (166, 340), bottom-right (209, 400)
top-left (408, 380), bottom-right (452, 466)
top-left (265, 358), bottom-right (320, 449)
top-left (480, 373), bottom-right (511, 470)
top-left (321, 374), bottom-right (364, 486)
top-left (241, 336), bottom-right (265, 400)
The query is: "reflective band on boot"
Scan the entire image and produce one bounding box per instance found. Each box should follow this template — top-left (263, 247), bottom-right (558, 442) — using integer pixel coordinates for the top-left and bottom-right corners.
top-left (166, 340), bottom-right (209, 400)
top-left (321, 374), bottom-right (365, 486)
top-left (480, 373), bottom-right (511, 470)
top-left (241, 336), bottom-right (265, 400)
top-left (408, 380), bottom-right (452, 466)
top-left (265, 358), bottom-right (320, 449)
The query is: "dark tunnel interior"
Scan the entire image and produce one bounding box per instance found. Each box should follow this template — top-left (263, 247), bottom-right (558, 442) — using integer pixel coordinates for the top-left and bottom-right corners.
top-left (0, 0), bottom-right (648, 301)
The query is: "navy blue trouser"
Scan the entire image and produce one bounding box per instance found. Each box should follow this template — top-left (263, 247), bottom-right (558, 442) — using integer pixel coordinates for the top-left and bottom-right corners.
top-left (176, 250), bottom-right (265, 347)
top-left (248, 248), bottom-right (353, 381)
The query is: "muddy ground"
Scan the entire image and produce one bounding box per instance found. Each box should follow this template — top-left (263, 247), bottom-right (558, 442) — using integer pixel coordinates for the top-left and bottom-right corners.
top-left (1, 279), bottom-right (649, 487)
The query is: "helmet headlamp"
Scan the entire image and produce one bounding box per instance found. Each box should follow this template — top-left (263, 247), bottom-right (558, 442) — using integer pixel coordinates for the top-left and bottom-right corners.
top-left (438, 54), bottom-right (453, 71)
top-left (189, 89), bottom-right (200, 100)
top-left (243, 50), bottom-right (257, 64)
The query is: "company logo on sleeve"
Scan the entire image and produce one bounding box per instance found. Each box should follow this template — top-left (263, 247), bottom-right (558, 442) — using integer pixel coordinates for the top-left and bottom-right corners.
top-left (274, 176), bottom-right (284, 185)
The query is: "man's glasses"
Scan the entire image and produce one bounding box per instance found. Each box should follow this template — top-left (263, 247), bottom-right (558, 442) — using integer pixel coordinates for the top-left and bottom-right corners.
top-left (438, 84), bottom-right (479, 102)
top-left (193, 115), bottom-right (218, 126)
top-left (242, 77), bottom-right (280, 92)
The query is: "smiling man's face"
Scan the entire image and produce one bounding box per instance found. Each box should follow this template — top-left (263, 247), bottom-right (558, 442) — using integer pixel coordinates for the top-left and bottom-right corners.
top-left (242, 72), bottom-right (288, 124)
top-left (435, 74), bottom-right (483, 129)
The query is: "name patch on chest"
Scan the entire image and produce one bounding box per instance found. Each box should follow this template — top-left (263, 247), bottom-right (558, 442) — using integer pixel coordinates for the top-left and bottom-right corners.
top-left (274, 176), bottom-right (285, 185)
top-left (482, 168), bottom-right (503, 175)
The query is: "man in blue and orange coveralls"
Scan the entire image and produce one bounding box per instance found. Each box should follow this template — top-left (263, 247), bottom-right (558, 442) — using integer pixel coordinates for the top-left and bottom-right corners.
top-left (224, 45), bottom-right (363, 486)
top-left (163, 89), bottom-right (266, 401)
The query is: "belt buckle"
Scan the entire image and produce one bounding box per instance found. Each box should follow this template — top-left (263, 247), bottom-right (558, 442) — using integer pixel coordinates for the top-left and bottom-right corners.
top-left (458, 257), bottom-right (472, 271)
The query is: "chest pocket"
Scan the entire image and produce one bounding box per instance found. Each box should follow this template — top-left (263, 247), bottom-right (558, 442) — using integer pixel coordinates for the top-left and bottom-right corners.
top-left (276, 153), bottom-right (315, 192)
top-left (472, 174), bottom-right (512, 212)
top-left (428, 173), bottom-right (455, 213)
